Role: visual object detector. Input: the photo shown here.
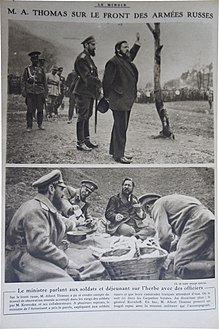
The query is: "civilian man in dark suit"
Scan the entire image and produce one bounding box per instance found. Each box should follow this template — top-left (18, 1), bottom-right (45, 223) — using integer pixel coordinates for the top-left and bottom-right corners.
top-left (73, 36), bottom-right (101, 151)
top-left (102, 34), bottom-right (141, 164)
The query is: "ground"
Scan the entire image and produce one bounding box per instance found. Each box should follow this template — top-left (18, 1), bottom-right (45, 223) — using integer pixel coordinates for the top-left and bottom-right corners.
top-left (6, 95), bottom-right (214, 164)
top-left (4, 95), bottom-right (215, 281)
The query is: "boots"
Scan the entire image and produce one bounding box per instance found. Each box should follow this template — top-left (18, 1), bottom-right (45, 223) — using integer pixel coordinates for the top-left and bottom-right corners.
top-left (76, 120), bottom-right (92, 151)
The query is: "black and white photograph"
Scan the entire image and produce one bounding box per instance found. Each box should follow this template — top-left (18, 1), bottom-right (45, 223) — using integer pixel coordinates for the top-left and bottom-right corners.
top-left (5, 166), bottom-right (215, 282)
top-left (6, 18), bottom-right (215, 164)
top-left (1, 0), bottom-right (218, 328)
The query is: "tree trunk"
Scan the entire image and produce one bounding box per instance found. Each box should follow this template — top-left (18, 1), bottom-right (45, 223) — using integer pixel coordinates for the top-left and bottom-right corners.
top-left (147, 23), bottom-right (174, 138)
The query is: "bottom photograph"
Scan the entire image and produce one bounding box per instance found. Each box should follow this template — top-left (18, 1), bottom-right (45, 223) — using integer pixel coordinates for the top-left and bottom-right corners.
top-left (4, 167), bottom-right (215, 282)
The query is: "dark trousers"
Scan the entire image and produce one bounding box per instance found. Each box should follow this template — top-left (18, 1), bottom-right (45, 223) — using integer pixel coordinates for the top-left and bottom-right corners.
top-left (54, 94), bottom-right (64, 115)
top-left (109, 110), bottom-right (131, 158)
top-left (75, 95), bottom-right (94, 144)
top-left (26, 93), bottom-right (44, 128)
top-left (68, 94), bottom-right (76, 120)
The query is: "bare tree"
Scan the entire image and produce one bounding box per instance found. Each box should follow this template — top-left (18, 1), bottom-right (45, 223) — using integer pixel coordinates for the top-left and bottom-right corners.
top-left (146, 23), bottom-right (174, 139)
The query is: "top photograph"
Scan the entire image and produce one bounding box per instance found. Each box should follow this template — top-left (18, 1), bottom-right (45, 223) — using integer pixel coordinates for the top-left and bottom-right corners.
top-left (3, 1), bottom-right (216, 165)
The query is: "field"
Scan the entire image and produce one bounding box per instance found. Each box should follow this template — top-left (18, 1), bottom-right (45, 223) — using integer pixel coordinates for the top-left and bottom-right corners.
top-left (4, 94), bottom-right (215, 281)
top-left (5, 166), bottom-right (214, 231)
top-left (4, 94), bottom-right (215, 231)
top-left (5, 95), bottom-right (214, 164)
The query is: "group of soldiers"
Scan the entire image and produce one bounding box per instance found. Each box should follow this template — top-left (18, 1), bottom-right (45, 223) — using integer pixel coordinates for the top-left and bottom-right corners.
top-left (5, 169), bottom-right (215, 282)
top-left (21, 51), bottom-right (75, 132)
top-left (21, 33), bottom-right (143, 162)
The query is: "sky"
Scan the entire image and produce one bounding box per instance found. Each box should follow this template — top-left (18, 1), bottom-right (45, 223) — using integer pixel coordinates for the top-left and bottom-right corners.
top-left (14, 20), bottom-right (215, 88)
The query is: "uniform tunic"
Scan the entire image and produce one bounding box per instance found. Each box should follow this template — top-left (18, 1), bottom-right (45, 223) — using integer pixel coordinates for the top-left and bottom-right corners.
top-left (6, 194), bottom-right (76, 282)
top-left (22, 64), bottom-right (47, 128)
top-left (74, 50), bottom-right (100, 100)
top-left (151, 194), bottom-right (215, 271)
top-left (62, 188), bottom-right (92, 222)
top-left (73, 49), bottom-right (101, 143)
top-left (46, 72), bottom-right (60, 116)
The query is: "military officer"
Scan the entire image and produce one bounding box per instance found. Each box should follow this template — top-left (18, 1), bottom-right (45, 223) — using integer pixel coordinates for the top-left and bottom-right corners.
top-left (61, 180), bottom-right (98, 230)
top-left (140, 193), bottom-right (215, 279)
top-left (46, 65), bottom-right (60, 119)
top-left (65, 69), bottom-right (78, 123)
top-left (73, 36), bottom-right (101, 151)
top-left (54, 66), bottom-right (66, 116)
top-left (21, 51), bottom-right (47, 132)
top-left (5, 170), bottom-right (81, 282)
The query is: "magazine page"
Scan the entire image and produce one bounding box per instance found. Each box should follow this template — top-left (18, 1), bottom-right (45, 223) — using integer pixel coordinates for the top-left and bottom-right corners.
top-left (0, 0), bottom-right (218, 328)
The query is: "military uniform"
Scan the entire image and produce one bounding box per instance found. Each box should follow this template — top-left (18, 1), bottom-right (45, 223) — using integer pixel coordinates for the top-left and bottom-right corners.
top-left (21, 51), bottom-right (47, 130)
top-left (65, 70), bottom-right (78, 121)
top-left (54, 67), bottom-right (66, 115)
top-left (149, 194), bottom-right (215, 279)
top-left (5, 170), bottom-right (77, 282)
top-left (74, 36), bottom-right (101, 150)
top-left (61, 180), bottom-right (98, 229)
top-left (46, 66), bottom-right (60, 118)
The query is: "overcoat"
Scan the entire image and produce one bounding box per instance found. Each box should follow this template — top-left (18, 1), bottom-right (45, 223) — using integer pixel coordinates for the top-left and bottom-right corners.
top-left (74, 50), bottom-right (101, 99)
top-left (102, 43), bottom-right (140, 112)
top-left (151, 194), bottom-right (215, 270)
top-left (5, 194), bottom-right (75, 282)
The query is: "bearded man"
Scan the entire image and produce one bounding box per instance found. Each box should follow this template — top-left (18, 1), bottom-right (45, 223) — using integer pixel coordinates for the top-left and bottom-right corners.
top-left (73, 36), bottom-right (101, 151)
top-left (105, 178), bottom-right (154, 240)
top-left (102, 34), bottom-right (141, 164)
top-left (5, 170), bottom-right (80, 282)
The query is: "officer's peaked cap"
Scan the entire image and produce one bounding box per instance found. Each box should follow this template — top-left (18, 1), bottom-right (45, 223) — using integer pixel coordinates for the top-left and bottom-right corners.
top-left (32, 170), bottom-right (66, 189)
top-left (81, 180), bottom-right (98, 192)
top-left (138, 193), bottom-right (161, 206)
top-left (51, 65), bottom-right (59, 71)
top-left (28, 51), bottom-right (41, 58)
top-left (81, 36), bottom-right (96, 45)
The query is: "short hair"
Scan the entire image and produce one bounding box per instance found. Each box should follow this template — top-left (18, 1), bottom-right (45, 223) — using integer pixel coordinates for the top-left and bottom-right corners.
top-left (122, 177), bottom-right (135, 188)
top-left (115, 40), bottom-right (127, 54)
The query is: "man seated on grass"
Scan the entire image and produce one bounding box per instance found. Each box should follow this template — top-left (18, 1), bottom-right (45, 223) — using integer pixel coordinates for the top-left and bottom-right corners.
top-left (105, 177), bottom-right (155, 240)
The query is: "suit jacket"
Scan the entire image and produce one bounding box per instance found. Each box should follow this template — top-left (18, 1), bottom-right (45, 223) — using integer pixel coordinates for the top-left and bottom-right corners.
top-left (74, 50), bottom-right (101, 99)
top-left (102, 43), bottom-right (140, 112)
top-left (105, 192), bottom-right (146, 234)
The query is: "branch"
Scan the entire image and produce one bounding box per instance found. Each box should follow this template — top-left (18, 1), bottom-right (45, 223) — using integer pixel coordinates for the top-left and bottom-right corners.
top-left (146, 23), bottom-right (154, 34)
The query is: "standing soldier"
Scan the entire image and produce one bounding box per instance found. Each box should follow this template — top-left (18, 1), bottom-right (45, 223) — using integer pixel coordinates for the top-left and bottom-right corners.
top-left (46, 65), bottom-right (60, 119)
top-left (32, 57), bottom-right (47, 120)
top-left (54, 66), bottom-right (66, 116)
top-left (21, 51), bottom-right (47, 132)
top-left (65, 69), bottom-right (78, 123)
top-left (74, 36), bottom-right (101, 151)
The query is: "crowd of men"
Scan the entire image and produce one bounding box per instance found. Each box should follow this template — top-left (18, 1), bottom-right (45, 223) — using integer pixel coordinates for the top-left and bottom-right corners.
top-left (5, 169), bottom-right (215, 282)
top-left (21, 33), bottom-right (143, 163)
